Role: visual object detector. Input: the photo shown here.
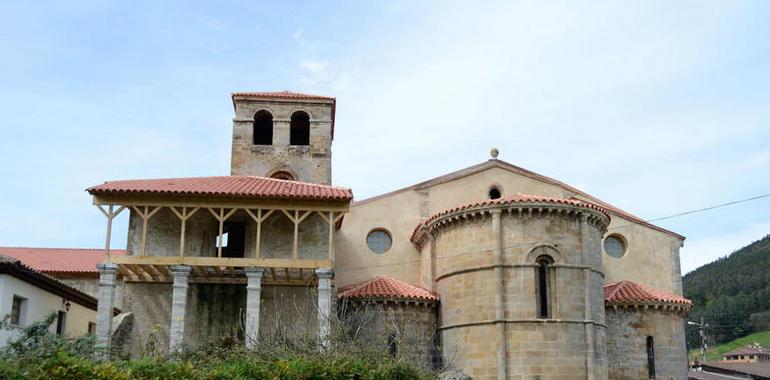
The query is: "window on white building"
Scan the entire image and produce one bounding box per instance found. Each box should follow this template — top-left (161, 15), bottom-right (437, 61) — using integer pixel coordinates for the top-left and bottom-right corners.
top-left (10, 295), bottom-right (26, 326)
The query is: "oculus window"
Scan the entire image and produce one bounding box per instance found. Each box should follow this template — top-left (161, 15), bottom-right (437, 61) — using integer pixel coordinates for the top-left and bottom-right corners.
top-left (604, 234), bottom-right (627, 259)
top-left (366, 229), bottom-right (392, 254)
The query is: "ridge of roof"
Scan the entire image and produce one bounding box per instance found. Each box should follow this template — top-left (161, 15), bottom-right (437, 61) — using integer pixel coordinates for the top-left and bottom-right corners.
top-left (231, 91), bottom-right (335, 101)
top-left (354, 159), bottom-right (684, 240)
top-left (338, 275), bottom-right (439, 303)
top-left (87, 175), bottom-right (353, 202)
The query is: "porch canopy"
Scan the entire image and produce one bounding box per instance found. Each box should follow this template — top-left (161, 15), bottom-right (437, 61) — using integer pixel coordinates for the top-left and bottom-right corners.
top-left (87, 175), bottom-right (352, 286)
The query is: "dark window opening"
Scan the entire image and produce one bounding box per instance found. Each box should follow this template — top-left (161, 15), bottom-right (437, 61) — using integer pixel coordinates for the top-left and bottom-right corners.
top-left (253, 110), bottom-right (273, 145)
top-left (647, 336), bottom-right (656, 379)
top-left (387, 334), bottom-right (398, 357)
top-left (10, 296), bottom-right (25, 325)
top-left (290, 111), bottom-right (310, 146)
top-left (489, 187), bottom-right (501, 199)
top-left (88, 322), bottom-right (96, 335)
top-left (536, 256), bottom-right (553, 319)
top-left (221, 222), bottom-right (246, 258)
top-left (56, 311), bottom-right (66, 336)
top-left (270, 171), bottom-right (295, 181)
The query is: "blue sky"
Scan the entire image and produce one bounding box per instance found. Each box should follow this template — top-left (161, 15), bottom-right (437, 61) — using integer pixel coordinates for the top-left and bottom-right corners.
top-left (1, 1), bottom-right (769, 274)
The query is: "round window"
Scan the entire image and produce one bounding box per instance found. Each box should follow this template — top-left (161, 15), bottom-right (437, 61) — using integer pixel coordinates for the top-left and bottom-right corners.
top-left (604, 234), bottom-right (627, 258)
top-left (366, 229), bottom-right (392, 254)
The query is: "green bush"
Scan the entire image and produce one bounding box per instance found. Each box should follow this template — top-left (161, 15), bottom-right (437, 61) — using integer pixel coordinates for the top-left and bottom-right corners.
top-left (0, 314), bottom-right (434, 380)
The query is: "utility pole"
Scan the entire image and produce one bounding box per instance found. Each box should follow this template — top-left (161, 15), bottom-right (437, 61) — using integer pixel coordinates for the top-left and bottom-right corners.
top-left (688, 318), bottom-right (709, 365)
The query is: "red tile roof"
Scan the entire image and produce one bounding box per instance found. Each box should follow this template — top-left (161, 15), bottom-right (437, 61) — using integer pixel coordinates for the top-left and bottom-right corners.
top-left (0, 247), bottom-right (125, 275)
top-left (338, 276), bottom-right (439, 303)
top-left (87, 175), bottom-right (353, 202)
top-left (604, 280), bottom-right (692, 307)
top-left (723, 345), bottom-right (769, 357)
top-left (231, 91), bottom-right (335, 101)
top-left (410, 194), bottom-right (610, 243)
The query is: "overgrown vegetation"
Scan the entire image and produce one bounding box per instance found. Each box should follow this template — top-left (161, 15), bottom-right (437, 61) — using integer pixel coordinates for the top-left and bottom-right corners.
top-left (687, 330), bottom-right (770, 362)
top-left (0, 313), bottom-right (434, 379)
top-left (683, 233), bottom-right (770, 349)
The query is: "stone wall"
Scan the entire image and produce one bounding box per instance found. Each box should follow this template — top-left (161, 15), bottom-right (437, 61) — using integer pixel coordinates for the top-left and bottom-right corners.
top-left (431, 206), bottom-right (608, 380)
top-left (127, 208), bottom-right (327, 260)
top-left (605, 308), bottom-right (688, 380)
top-left (230, 98), bottom-right (333, 184)
top-left (339, 301), bottom-right (439, 371)
top-left (119, 282), bottom-right (320, 356)
top-left (58, 277), bottom-right (124, 310)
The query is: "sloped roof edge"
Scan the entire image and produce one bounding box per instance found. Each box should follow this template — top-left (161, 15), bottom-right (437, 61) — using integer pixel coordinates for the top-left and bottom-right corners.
top-left (353, 159), bottom-right (684, 240)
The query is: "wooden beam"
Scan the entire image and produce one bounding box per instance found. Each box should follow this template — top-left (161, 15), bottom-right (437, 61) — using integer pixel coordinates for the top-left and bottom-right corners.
top-left (270, 268), bottom-right (276, 281)
top-left (153, 265), bottom-right (171, 279)
top-left (92, 195), bottom-right (351, 213)
top-left (110, 255), bottom-right (331, 269)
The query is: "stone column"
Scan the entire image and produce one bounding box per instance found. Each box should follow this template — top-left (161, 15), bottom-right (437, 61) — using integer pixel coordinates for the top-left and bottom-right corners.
top-left (96, 263), bottom-right (118, 360)
top-left (315, 268), bottom-right (333, 349)
top-left (244, 268), bottom-right (264, 348)
top-left (491, 209), bottom-right (508, 380)
top-left (169, 265), bottom-right (192, 351)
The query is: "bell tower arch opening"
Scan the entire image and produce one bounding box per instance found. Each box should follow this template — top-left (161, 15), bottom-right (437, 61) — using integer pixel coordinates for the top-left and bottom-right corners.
top-left (230, 91), bottom-right (335, 184)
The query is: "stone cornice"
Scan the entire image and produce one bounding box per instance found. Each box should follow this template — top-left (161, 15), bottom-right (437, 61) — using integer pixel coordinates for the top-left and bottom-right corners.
top-left (605, 301), bottom-right (692, 317)
top-left (412, 200), bottom-right (610, 251)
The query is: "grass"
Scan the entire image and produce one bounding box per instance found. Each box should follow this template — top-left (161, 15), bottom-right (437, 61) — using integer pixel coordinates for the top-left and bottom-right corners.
top-left (688, 330), bottom-right (770, 361)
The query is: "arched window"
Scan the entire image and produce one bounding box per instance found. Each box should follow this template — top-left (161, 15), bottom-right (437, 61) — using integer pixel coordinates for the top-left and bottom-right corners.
top-left (270, 171), bottom-right (294, 181)
top-left (488, 187), bottom-right (501, 199)
top-left (253, 110), bottom-right (273, 145)
top-left (535, 255), bottom-right (554, 319)
top-left (647, 336), bottom-right (656, 379)
top-left (290, 111), bottom-right (310, 146)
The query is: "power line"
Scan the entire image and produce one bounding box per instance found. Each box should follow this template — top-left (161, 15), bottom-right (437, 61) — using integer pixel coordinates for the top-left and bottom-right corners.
top-left (609, 191), bottom-right (770, 231)
top-left (337, 191), bottom-right (770, 274)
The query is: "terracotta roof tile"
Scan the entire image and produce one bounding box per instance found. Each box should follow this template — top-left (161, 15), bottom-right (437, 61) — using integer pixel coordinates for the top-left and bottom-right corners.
top-left (338, 276), bottom-right (439, 302)
top-left (410, 194), bottom-right (610, 243)
top-left (604, 280), bottom-right (692, 307)
top-left (723, 345), bottom-right (769, 356)
top-left (87, 175), bottom-right (353, 202)
top-left (231, 91), bottom-right (335, 101)
top-left (0, 247), bottom-right (124, 274)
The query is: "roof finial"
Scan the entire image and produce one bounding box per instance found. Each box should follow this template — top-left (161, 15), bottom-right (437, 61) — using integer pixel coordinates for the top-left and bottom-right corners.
top-left (490, 147), bottom-right (499, 159)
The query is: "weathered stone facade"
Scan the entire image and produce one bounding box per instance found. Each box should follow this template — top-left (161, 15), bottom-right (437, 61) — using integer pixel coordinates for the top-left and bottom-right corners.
top-left (417, 200), bottom-right (609, 380)
top-left (339, 301), bottom-right (439, 371)
top-left (230, 94), bottom-right (334, 184)
top-left (606, 308), bottom-right (688, 380)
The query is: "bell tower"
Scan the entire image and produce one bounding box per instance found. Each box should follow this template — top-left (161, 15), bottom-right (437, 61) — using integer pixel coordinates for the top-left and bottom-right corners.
top-left (230, 91), bottom-right (335, 185)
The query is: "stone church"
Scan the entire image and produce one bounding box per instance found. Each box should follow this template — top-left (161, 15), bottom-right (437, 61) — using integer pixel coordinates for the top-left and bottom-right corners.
top-left (86, 91), bottom-right (692, 379)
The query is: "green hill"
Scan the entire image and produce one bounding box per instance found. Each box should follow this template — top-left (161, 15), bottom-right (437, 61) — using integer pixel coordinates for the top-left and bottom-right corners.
top-left (683, 233), bottom-right (770, 350)
top-left (688, 330), bottom-right (770, 361)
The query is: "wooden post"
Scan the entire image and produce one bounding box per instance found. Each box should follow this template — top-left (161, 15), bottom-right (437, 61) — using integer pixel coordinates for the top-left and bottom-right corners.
top-left (131, 206), bottom-right (161, 257)
top-left (97, 205), bottom-right (126, 262)
top-left (246, 209), bottom-right (273, 259)
top-left (208, 208), bottom-right (238, 258)
top-left (171, 207), bottom-right (199, 258)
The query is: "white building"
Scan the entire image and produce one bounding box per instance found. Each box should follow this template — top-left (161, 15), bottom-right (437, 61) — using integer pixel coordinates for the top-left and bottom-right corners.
top-left (0, 255), bottom-right (99, 346)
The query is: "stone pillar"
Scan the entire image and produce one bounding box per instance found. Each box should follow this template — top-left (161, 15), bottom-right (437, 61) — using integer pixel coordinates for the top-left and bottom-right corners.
top-left (96, 263), bottom-right (118, 359)
top-left (244, 268), bottom-right (264, 348)
top-left (169, 265), bottom-right (191, 351)
top-left (315, 268), bottom-right (333, 349)
top-left (491, 209), bottom-right (508, 380)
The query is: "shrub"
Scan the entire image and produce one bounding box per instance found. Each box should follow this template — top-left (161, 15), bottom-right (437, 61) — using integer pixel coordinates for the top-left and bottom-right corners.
top-left (0, 313), bottom-right (434, 380)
